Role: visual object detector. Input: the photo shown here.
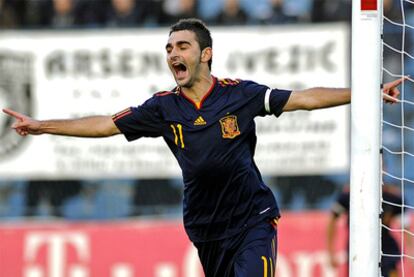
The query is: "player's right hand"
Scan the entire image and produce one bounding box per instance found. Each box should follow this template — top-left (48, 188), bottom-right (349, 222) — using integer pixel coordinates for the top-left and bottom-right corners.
top-left (2, 108), bottom-right (42, 136)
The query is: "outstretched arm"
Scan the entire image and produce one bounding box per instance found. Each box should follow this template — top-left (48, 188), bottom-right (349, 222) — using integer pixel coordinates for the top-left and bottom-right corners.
top-left (283, 78), bottom-right (404, 112)
top-left (2, 108), bottom-right (120, 137)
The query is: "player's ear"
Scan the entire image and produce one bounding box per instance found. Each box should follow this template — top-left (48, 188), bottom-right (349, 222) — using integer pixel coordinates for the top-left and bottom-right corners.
top-left (201, 47), bottom-right (212, 64)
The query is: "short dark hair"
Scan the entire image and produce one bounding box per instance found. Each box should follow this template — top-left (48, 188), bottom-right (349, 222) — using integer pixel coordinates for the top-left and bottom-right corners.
top-left (169, 18), bottom-right (213, 70)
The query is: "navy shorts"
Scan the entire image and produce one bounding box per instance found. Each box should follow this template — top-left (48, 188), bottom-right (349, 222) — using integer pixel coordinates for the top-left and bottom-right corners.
top-left (194, 219), bottom-right (278, 277)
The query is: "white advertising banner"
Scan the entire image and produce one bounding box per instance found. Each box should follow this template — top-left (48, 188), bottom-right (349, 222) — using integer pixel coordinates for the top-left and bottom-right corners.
top-left (0, 24), bottom-right (350, 179)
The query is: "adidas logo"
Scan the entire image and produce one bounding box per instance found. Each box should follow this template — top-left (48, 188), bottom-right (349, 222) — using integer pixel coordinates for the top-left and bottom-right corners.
top-left (194, 116), bottom-right (207, 125)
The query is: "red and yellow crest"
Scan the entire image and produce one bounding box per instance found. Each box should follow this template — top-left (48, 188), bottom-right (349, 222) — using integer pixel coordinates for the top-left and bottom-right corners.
top-left (219, 115), bottom-right (241, 139)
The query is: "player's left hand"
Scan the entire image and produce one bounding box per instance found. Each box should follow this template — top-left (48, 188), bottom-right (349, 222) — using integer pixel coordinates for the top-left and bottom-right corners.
top-left (383, 77), bottom-right (406, 104)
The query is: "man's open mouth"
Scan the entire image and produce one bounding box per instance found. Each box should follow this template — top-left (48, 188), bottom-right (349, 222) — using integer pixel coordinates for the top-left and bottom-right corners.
top-left (173, 63), bottom-right (188, 79)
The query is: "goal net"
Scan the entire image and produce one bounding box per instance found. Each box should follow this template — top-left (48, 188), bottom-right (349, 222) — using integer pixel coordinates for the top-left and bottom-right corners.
top-left (351, 0), bottom-right (414, 276)
top-left (381, 0), bottom-right (414, 276)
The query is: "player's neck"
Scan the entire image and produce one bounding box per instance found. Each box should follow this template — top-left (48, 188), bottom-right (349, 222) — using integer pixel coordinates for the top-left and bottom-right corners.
top-left (181, 74), bottom-right (214, 103)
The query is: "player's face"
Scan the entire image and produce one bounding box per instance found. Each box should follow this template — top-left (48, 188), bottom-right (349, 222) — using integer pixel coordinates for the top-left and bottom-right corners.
top-left (166, 30), bottom-right (203, 88)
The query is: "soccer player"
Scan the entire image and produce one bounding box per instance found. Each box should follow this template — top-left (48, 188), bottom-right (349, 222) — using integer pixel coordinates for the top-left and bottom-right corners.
top-left (2, 18), bottom-right (403, 276)
top-left (327, 184), bottom-right (407, 277)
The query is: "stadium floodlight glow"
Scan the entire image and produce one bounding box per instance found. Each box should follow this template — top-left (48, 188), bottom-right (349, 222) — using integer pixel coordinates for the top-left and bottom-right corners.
top-left (350, 0), bottom-right (382, 276)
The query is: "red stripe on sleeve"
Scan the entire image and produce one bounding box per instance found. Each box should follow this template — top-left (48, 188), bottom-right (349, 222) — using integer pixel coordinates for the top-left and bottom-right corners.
top-left (112, 108), bottom-right (132, 121)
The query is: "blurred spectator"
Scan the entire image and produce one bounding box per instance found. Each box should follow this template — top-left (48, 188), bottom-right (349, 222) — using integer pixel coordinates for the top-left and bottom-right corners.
top-left (267, 0), bottom-right (296, 24)
top-left (75, 0), bottom-right (109, 28)
top-left (106, 0), bottom-right (141, 27)
top-left (20, 0), bottom-right (51, 28)
top-left (139, 0), bottom-right (165, 27)
top-left (62, 179), bottom-right (133, 219)
top-left (311, 0), bottom-right (351, 23)
top-left (48, 0), bottom-right (78, 28)
top-left (197, 0), bottom-right (223, 24)
top-left (272, 175), bottom-right (337, 210)
top-left (239, 0), bottom-right (272, 24)
top-left (62, 184), bottom-right (98, 219)
top-left (132, 179), bottom-right (182, 216)
top-left (25, 180), bottom-right (81, 217)
top-left (404, 1), bottom-right (414, 115)
top-left (383, 0), bottom-right (414, 178)
top-left (0, 181), bottom-right (25, 217)
top-left (46, 0), bottom-right (108, 29)
top-left (161, 0), bottom-right (197, 25)
top-left (0, 0), bottom-right (18, 28)
top-left (382, 0), bottom-right (404, 78)
top-left (280, 0), bottom-right (312, 23)
top-left (216, 0), bottom-right (247, 26)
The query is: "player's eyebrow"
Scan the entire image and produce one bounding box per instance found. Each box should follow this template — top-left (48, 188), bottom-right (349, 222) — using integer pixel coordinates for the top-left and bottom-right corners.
top-left (165, 40), bottom-right (192, 50)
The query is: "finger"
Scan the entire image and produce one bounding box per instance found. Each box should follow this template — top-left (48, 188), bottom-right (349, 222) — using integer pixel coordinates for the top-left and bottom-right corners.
top-left (2, 108), bottom-right (25, 120)
top-left (390, 88), bottom-right (401, 98)
top-left (17, 127), bottom-right (29, 136)
top-left (386, 76), bottom-right (409, 88)
top-left (16, 129), bottom-right (27, 136)
top-left (12, 121), bottom-right (29, 129)
top-left (383, 93), bottom-right (400, 103)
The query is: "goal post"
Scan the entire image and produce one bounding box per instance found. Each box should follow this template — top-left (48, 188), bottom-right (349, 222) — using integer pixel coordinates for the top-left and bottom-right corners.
top-left (350, 0), bottom-right (383, 276)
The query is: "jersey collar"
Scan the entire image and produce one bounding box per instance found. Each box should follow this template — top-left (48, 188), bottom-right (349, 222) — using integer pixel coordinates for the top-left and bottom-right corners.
top-left (179, 76), bottom-right (217, 110)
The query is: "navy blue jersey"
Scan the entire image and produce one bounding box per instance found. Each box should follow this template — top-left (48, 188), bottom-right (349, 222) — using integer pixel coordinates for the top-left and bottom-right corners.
top-left (113, 77), bottom-right (291, 242)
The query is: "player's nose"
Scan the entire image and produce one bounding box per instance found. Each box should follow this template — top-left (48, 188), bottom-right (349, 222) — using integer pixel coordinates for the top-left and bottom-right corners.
top-left (169, 54), bottom-right (180, 65)
top-left (169, 47), bottom-right (180, 60)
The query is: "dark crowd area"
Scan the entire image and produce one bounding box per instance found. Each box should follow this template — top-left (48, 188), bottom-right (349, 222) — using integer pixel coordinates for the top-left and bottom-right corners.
top-left (0, 0), bottom-right (354, 29)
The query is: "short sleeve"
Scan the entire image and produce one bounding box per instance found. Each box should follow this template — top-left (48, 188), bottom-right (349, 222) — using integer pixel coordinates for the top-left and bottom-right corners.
top-left (241, 80), bottom-right (291, 117)
top-left (267, 89), bottom-right (292, 117)
top-left (112, 96), bottom-right (163, 141)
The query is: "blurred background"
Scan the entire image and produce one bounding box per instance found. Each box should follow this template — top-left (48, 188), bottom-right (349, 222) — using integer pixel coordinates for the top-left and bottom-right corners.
top-left (0, 0), bottom-right (413, 276)
top-left (0, 0), bottom-right (356, 223)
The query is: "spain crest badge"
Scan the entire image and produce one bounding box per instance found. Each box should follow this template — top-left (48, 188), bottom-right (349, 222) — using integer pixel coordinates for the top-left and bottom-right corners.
top-left (219, 115), bottom-right (241, 139)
